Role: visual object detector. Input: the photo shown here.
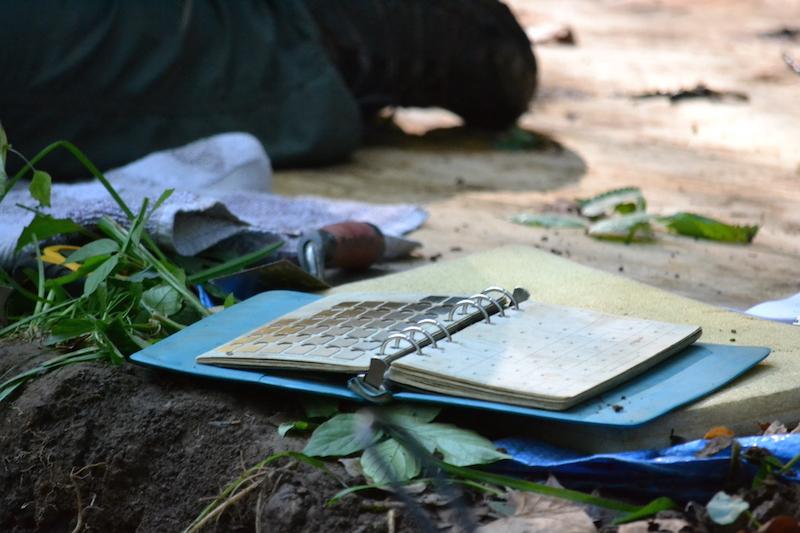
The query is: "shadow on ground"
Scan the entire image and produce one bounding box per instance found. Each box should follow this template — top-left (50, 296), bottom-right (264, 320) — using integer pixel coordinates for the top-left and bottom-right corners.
top-left (274, 116), bottom-right (587, 203)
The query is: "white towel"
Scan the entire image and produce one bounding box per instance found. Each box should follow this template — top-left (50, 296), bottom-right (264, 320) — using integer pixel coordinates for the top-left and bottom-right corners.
top-left (1, 133), bottom-right (427, 268)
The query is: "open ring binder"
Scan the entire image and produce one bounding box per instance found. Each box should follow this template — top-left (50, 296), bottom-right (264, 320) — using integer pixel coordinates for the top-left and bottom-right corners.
top-left (194, 283), bottom-right (709, 413)
top-left (351, 285), bottom-right (530, 400)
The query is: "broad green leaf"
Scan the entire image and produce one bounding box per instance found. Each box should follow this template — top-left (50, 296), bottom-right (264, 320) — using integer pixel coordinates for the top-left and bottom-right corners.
top-left (125, 269), bottom-right (160, 283)
top-left (303, 398), bottom-right (339, 419)
top-left (66, 239), bottom-right (120, 263)
top-left (142, 284), bottom-right (182, 316)
top-left (706, 491), bottom-right (749, 525)
top-left (511, 213), bottom-right (588, 229)
top-left (380, 404), bottom-right (441, 425)
top-left (409, 423), bottom-right (510, 466)
top-left (278, 421), bottom-right (310, 438)
top-left (579, 187), bottom-right (646, 218)
top-left (588, 213), bottom-right (654, 243)
top-left (47, 318), bottom-right (97, 344)
top-left (28, 170), bottom-right (52, 207)
top-left (83, 255), bottom-right (119, 297)
top-left (223, 293), bottom-right (236, 308)
top-left (658, 212), bottom-right (758, 243)
top-left (15, 214), bottom-right (85, 252)
top-left (304, 413), bottom-right (382, 457)
top-left (360, 438), bottom-right (420, 484)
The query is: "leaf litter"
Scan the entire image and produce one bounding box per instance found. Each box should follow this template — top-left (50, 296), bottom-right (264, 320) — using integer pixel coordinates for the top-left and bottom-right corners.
top-left (513, 186), bottom-right (760, 245)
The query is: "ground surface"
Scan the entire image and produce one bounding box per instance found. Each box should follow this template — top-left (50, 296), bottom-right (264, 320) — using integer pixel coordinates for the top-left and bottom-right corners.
top-left (4, 0), bottom-right (800, 531)
top-left (277, 0), bottom-right (800, 310)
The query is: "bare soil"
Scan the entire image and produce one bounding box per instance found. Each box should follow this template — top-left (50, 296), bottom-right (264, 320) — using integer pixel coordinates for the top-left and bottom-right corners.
top-left (0, 341), bottom-right (417, 532)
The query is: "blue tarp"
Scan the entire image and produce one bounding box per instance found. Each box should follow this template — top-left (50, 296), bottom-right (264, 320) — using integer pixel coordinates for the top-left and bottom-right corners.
top-left (497, 434), bottom-right (800, 501)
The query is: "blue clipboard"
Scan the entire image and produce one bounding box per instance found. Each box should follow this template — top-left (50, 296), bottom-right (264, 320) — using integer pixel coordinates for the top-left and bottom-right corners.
top-left (130, 290), bottom-right (770, 428)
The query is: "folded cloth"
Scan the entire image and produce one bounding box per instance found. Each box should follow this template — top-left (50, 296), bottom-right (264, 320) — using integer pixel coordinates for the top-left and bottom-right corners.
top-left (0, 133), bottom-right (427, 269)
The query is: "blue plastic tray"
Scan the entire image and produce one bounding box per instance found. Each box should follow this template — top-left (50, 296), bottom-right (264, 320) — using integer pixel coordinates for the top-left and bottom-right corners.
top-left (130, 290), bottom-right (770, 427)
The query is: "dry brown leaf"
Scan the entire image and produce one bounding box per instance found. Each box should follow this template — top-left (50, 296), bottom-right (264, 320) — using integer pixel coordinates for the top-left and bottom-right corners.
top-left (696, 435), bottom-right (733, 458)
top-left (478, 490), bottom-right (596, 533)
top-left (338, 458), bottom-right (363, 479)
top-left (617, 518), bottom-right (691, 533)
top-left (758, 515), bottom-right (800, 533)
top-left (763, 421), bottom-right (789, 435)
top-left (704, 426), bottom-right (735, 439)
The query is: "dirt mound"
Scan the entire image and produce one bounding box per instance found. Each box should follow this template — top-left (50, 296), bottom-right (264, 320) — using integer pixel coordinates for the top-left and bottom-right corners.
top-left (0, 342), bottom-right (404, 532)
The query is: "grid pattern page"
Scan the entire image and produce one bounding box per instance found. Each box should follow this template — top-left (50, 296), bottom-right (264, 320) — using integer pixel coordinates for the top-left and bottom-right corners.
top-left (196, 293), bottom-right (467, 371)
top-left (391, 301), bottom-right (701, 401)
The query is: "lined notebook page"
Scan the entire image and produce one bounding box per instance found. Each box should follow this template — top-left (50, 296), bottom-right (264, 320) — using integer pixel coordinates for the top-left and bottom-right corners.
top-left (388, 301), bottom-right (701, 409)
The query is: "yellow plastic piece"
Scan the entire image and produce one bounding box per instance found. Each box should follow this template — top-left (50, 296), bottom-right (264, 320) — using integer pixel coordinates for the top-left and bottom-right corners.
top-left (40, 245), bottom-right (81, 272)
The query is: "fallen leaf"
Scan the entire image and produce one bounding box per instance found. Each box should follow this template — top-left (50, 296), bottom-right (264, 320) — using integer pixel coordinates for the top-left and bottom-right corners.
top-left (617, 518), bottom-right (691, 533)
top-left (706, 491), bottom-right (749, 525)
top-left (478, 490), bottom-right (596, 533)
top-left (758, 515), bottom-right (800, 533)
top-left (659, 212), bottom-right (758, 243)
top-left (704, 426), bottom-right (735, 439)
top-left (763, 421), bottom-right (789, 435)
top-left (338, 458), bottom-right (364, 479)
top-left (579, 187), bottom-right (646, 218)
top-left (696, 436), bottom-right (734, 458)
top-left (511, 213), bottom-right (588, 229)
top-left (587, 213), bottom-right (654, 242)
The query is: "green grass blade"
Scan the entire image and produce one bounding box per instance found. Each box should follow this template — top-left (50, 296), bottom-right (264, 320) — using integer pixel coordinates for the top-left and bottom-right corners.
top-left (186, 241), bottom-right (284, 285)
top-left (438, 462), bottom-right (639, 513)
top-left (613, 496), bottom-right (676, 525)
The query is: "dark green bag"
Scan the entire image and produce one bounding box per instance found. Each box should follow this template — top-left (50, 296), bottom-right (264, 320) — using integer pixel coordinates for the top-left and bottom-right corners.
top-left (0, 0), bottom-right (361, 177)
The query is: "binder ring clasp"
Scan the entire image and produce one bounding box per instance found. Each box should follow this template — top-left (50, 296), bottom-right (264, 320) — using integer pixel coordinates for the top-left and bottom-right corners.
top-left (380, 333), bottom-right (422, 356)
top-left (482, 286), bottom-right (520, 310)
top-left (417, 318), bottom-right (452, 342)
top-left (400, 326), bottom-right (438, 349)
top-left (448, 299), bottom-right (492, 324)
top-left (469, 293), bottom-right (505, 317)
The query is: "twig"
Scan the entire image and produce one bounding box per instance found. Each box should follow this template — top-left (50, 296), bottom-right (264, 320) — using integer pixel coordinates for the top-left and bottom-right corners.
top-left (387, 508), bottom-right (397, 533)
top-left (255, 485), bottom-right (264, 533)
top-left (187, 478), bottom-right (265, 533)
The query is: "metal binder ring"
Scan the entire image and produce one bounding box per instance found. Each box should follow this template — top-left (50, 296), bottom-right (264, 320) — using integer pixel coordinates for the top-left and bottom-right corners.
top-left (448, 299), bottom-right (492, 324)
top-left (400, 326), bottom-right (438, 349)
top-left (469, 293), bottom-right (505, 317)
top-left (380, 333), bottom-right (422, 356)
top-left (417, 319), bottom-right (452, 342)
top-left (482, 286), bottom-right (519, 310)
